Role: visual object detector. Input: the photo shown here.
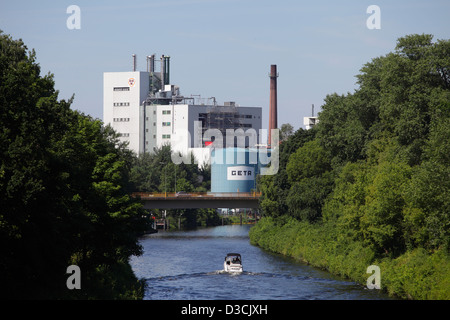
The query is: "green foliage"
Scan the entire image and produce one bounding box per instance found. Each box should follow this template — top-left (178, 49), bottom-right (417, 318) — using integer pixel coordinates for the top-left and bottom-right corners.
top-left (286, 140), bottom-right (331, 182)
top-left (250, 217), bottom-right (375, 284)
top-left (129, 145), bottom-right (210, 194)
top-left (258, 174), bottom-right (285, 218)
top-left (316, 93), bottom-right (370, 164)
top-left (128, 145), bottom-right (219, 229)
top-left (252, 34), bottom-right (450, 299)
top-left (258, 127), bottom-right (315, 218)
top-left (284, 139), bottom-right (334, 222)
top-left (250, 218), bottom-right (450, 299)
top-left (279, 123), bottom-right (294, 141)
top-left (0, 31), bottom-right (148, 299)
top-left (402, 106), bottom-right (450, 250)
top-left (359, 160), bottom-right (411, 256)
top-left (286, 172), bottom-right (333, 222)
top-left (379, 248), bottom-right (450, 300)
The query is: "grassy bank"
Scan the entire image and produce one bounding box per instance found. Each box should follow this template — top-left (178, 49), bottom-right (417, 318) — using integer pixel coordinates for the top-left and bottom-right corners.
top-left (249, 217), bottom-right (450, 300)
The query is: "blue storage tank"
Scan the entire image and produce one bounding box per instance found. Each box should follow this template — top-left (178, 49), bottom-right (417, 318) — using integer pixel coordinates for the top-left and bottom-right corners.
top-left (211, 148), bottom-right (259, 193)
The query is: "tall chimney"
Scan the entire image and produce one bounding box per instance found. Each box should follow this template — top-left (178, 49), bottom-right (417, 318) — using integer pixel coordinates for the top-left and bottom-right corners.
top-left (268, 64), bottom-right (278, 147)
top-left (161, 54), bottom-right (165, 89)
top-left (149, 54), bottom-right (155, 73)
top-left (146, 55), bottom-right (151, 72)
top-left (132, 54), bottom-right (137, 71)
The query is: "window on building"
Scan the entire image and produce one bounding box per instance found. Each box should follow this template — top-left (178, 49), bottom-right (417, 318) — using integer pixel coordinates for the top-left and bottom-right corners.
top-left (162, 122), bottom-right (171, 126)
top-left (113, 87), bottom-right (130, 91)
top-left (162, 110), bottom-right (171, 115)
top-left (113, 102), bottom-right (130, 107)
top-left (162, 134), bottom-right (171, 139)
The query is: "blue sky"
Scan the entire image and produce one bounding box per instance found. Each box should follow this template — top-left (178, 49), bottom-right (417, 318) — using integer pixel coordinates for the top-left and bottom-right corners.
top-left (1, 0), bottom-right (449, 130)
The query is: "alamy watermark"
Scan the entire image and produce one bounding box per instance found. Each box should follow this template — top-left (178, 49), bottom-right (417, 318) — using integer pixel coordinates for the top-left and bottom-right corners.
top-left (366, 265), bottom-right (381, 289)
top-left (366, 5), bottom-right (381, 30)
top-left (170, 122), bottom-right (279, 175)
top-left (66, 5), bottom-right (81, 30)
top-left (66, 265), bottom-right (81, 290)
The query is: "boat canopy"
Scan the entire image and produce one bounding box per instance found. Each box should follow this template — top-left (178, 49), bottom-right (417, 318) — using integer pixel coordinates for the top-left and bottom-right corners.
top-left (226, 253), bottom-right (241, 258)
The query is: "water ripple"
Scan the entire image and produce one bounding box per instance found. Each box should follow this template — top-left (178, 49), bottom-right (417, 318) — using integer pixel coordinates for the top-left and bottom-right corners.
top-left (132, 225), bottom-right (392, 300)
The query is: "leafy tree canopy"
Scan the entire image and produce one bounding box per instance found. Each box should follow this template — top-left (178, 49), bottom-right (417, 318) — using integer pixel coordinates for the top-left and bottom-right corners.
top-left (259, 34), bottom-right (450, 258)
top-left (0, 31), bottom-right (149, 299)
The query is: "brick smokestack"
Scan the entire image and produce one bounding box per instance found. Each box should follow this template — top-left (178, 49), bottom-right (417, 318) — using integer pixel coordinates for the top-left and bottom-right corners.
top-left (268, 64), bottom-right (278, 147)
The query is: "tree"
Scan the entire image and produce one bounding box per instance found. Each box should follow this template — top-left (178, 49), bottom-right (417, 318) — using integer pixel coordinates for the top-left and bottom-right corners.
top-left (253, 34), bottom-right (450, 298)
top-left (0, 31), bottom-right (149, 299)
top-left (261, 33), bottom-right (449, 254)
top-left (280, 123), bottom-right (294, 141)
top-left (285, 140), bottom-right (333, 222)
top-left (319, 34), bottom-right (450, 257)
top-left (403, 103), bottom-right (450, 251)
top-left (0, 31), bottom-right (74, 298)
top-left (258, 128), bottom-right (315, 218)
top-left (128, 145), bottom-right (218, 229)
top-left (286, 140), bottom-right (331, 183)
top-left (316, 34), bottom-right (450, 167)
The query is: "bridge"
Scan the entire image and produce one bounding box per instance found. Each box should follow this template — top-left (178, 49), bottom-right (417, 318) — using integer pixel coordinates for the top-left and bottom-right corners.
top-left (132, 192), bottom-right (261, 209)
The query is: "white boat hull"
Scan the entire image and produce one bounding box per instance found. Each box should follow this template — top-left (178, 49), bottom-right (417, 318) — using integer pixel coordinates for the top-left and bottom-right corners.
top-left (224, 262), bottom-right (243, 273)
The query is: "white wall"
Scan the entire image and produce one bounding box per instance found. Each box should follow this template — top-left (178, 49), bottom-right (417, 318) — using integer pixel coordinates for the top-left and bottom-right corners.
top-left (104, 73), bottom-right (262, 162)
top-left (171, 104), bottom-right (190, 154)
top-left (303, 116), bottom-right (319, 130)
top-left (103, 71), bottom-right (149, 154)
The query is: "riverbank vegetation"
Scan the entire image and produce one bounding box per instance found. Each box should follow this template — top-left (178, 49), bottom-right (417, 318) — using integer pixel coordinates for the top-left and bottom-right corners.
top-left (251, 34), bottom-right (450, 299)
top-left (0, 31), bottom-right (224, 299)
top-left (0, 31), bottom-right (150, 299)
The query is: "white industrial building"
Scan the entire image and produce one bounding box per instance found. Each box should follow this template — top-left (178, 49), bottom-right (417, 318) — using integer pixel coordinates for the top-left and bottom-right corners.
top-left (103, 55), bottom-right (262, 166)
top-left (303, 116), bottom-right (319, 130)
top-left (303, 103), bottom-right (319, 130)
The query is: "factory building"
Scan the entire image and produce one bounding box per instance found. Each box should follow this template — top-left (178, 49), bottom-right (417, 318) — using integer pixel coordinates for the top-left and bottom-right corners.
top-left (303, 104), bottom-right (319, 130)
top-left (103, 54), bottom-right (262, 166)
top-left (210, 148), bottom-right (259, 193)
top-left (211, 65), bottom-right (280, 194)
top-left (303, 116), bottom-right (319, 130)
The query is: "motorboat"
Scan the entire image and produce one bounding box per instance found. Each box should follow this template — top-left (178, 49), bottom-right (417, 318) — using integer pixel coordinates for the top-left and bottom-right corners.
top-left (224, 253), bottom-right (243, 273)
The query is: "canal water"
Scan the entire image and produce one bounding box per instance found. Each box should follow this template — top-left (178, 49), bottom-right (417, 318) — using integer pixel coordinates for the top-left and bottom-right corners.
top-left (130, 225), bottom-right (391, 300)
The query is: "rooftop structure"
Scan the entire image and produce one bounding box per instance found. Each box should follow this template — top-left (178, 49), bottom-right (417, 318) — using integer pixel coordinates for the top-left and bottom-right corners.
top-left (103, 54), bottom-right (262, 165)
top-left (303, 104), bottom-right (319, 130)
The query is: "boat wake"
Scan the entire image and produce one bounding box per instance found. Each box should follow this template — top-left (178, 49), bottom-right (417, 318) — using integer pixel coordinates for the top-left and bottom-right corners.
top-left (147, 270), bottom-right (276, 282)
top-left (142, 270), bottom-right (350, 300)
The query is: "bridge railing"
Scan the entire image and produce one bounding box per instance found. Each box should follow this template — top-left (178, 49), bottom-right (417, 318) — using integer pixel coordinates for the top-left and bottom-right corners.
top-left (132, 192), bottom-right (261, 199)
